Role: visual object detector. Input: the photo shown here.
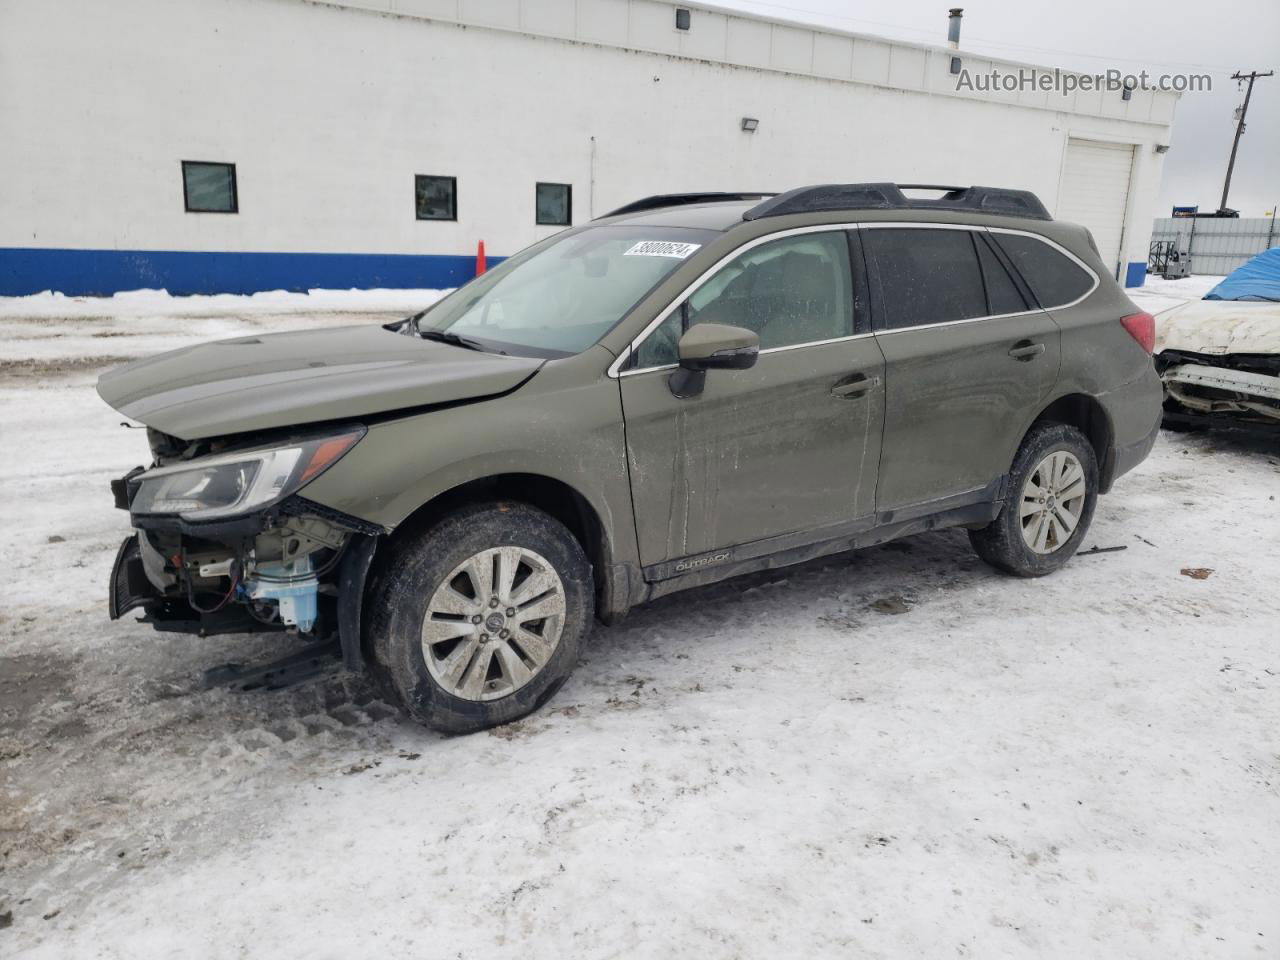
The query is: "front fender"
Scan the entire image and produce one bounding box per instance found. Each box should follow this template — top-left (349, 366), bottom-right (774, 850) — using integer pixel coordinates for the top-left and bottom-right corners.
top-left (298, 346), bottom-right (638, 567)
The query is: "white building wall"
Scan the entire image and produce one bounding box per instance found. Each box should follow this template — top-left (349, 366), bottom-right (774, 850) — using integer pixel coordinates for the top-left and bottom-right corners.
top-left (0, 0), bottom-right (1178, 293)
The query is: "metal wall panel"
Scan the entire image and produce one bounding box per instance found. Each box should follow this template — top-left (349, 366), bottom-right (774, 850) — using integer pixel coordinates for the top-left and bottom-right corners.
top-left (1151, 218), bottom-right (1280, 276)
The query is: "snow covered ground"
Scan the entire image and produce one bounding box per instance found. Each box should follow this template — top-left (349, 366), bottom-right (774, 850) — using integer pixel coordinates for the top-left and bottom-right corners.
top-left (0, 288), bottom-right (445, 373)
top-left (1129, 273), bottom-right (1225, 320)
top-left (1136, 274), bottom-right (1224, 301)
top-left (2, 290), bottom-right (1278, 959)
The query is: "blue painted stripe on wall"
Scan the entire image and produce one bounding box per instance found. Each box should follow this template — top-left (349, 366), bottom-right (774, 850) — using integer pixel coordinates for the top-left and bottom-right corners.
top-left (0, 247), bottom-right (505, 297)
top-left (1123, 261), bottom-right (1146, 288)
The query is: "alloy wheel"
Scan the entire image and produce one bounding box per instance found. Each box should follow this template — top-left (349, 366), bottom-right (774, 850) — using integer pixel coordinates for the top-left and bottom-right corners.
top-left (420, 546), bottom-right (566, 701)
top-left (1019, 450), bottom-right (1087, 555)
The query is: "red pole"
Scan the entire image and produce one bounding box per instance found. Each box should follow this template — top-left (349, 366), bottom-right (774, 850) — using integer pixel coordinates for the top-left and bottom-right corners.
top-left (475, 240), bottom-right (486, 276)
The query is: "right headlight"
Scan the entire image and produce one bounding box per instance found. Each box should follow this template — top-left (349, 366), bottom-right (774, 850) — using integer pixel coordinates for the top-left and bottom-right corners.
top-left (130, 429), bottom-right (364, 521)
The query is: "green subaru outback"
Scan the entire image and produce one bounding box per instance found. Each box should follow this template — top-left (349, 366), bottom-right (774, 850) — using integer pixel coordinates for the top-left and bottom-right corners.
top-left (100, 183), bottom-right (1161, 732)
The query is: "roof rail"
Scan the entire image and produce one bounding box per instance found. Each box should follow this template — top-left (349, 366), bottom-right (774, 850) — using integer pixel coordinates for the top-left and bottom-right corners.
top-left (742, 183), bottom-right (1052, 221)
top-left (602, 192), bottom-right (777, 219)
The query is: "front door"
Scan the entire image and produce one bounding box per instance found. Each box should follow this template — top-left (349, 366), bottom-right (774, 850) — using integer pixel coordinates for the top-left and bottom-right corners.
top-left (617, 230), bottom-right (886, 571)
top-left (861, 225), bottom-right (1061, 514)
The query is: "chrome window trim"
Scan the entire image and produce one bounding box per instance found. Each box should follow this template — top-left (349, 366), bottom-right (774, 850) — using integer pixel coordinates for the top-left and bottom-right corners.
top-left (871, 306), bottom-right (1042, 336)
top-left (615, 331), bottom-right (876, 379)
top-left (763, 331), bottom-right (875, 353)
top-left (607, 220), bottom-right (1100, 377)
top-left (857, 222), bottom-right (976, 230)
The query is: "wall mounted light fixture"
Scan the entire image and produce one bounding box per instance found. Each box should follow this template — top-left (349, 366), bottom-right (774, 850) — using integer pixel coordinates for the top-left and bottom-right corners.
top-left (741, 117), bottom-right (759, 132)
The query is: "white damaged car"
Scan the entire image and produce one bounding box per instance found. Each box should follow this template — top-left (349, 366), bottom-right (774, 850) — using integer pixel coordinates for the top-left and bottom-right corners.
top-left (1153, 248), bottom-right (1280, 430)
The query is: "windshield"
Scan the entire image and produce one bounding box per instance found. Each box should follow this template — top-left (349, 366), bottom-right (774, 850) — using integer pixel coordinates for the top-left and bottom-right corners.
top-left (418, 225), bottom-right (718, 357)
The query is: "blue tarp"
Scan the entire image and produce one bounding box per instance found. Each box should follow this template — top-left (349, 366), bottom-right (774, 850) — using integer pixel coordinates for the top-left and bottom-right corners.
top-left (1205, 246), bottom-right (1280, 301)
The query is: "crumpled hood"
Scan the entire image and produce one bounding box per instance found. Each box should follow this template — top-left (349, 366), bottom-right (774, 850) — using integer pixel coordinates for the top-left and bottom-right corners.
top-left (97, 324), bottom-right (543, 439)
top-left (1155, 300), bottom-right (1280, 356)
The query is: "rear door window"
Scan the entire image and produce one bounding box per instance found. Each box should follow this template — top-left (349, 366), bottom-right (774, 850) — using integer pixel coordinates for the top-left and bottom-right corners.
top-left (975, 234), bottom-right (1030, 315)
top-left (863, 228), bottom-right (987, 331)
top-left (990, 233), bottom-right (1095, 308)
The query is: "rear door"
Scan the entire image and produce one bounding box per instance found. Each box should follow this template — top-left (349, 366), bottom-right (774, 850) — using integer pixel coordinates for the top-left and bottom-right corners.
top-left (617, 229), bottom-right (886, 570)
top-left (863, 224), bottom-right (1060, 515)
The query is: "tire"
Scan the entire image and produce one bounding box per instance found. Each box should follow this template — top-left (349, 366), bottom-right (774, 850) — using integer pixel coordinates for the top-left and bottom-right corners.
top-left (969, 423), bottom-right (1099, 577)
top-left (368, 501), bottom-right (593, 734)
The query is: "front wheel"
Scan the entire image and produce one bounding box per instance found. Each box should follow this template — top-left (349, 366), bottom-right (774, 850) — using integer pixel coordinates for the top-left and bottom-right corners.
top-left (969, 423), bottom-right (1098, 577)
top-left (368, 502), bottom-right (593, 733)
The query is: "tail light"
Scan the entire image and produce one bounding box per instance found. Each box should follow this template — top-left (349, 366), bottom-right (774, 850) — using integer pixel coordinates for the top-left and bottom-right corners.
top-left (1120, 311), bottom-right (1155, 354)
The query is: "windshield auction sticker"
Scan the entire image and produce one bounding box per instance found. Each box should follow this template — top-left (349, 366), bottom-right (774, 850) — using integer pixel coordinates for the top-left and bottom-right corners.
top-left (624, 241), bottom-right (702, 259)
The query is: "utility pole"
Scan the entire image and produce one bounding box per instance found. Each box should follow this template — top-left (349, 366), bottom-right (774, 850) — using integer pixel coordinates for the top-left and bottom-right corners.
top-left (1219, 69), bottom-right (1273, 214)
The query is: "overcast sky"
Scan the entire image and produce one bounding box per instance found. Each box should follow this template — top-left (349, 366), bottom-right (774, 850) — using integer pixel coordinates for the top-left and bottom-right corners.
top-left (718, 0), bottom-right (1279, 217)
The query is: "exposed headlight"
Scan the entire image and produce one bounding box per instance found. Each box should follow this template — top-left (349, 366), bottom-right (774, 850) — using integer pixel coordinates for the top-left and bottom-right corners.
top-left (130, 429), bottom-right (364, 521)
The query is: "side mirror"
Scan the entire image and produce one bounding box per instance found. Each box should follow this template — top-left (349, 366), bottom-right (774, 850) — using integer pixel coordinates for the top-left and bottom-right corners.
top-left (669, 323), bottom-right (760, 398)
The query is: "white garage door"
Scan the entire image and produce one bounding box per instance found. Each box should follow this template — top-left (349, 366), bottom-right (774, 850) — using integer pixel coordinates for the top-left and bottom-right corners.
top-left (1056, 138), bottom-right (1135, 280)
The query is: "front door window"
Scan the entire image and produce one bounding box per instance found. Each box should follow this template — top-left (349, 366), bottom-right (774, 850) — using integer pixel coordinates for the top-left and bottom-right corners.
top-left (632, 231), bottom-right (853, 368)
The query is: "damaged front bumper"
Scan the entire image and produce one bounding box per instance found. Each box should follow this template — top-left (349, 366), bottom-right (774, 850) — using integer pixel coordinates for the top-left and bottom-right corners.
top-left (1157, 349), bottom-right (1280, 428)
top-left (108, 480), bottom-right (384, 671)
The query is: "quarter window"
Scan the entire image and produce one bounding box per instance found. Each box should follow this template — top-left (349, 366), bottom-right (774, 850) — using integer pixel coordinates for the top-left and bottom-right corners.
top-left (415, 175), bottom-right (457, 221)
top-left (535, 182), bottom-right (572, 226)
top-left (632, 231), bottom-right (853, 368)
top-left (182, 161), bottom-right (237, 213)
top-left (991, 233), bottom-right (1094, 308)
top-left (863, 228), bottom-right (986, 330)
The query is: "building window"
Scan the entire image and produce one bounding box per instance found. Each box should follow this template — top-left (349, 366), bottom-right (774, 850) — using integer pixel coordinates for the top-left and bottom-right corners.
top-left (415, 175), bottom-right (457, 221)
top-left (182, 161), bottom-right (238, 213)
top-left (535, 182), bottom-right (572, 226)
top-left (675, 8), bottom-right (690, 30)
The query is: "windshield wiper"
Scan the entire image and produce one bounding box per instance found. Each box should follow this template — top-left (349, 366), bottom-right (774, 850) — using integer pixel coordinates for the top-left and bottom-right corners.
top-left (417, 329), bottom-right (486, 352)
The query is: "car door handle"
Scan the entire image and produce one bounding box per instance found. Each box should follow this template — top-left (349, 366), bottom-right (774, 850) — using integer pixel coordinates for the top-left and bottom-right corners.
top-left (1008, 340), bottom-right (1046, 361)
top-left (830, 373), bottom-right (880, 399)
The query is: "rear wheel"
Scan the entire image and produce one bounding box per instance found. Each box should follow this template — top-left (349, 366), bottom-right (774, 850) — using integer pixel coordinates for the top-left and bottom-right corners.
top-left (969, 423), bottom-right (1098, 577)
top-left (369, 502), bottom-right (592, 733)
